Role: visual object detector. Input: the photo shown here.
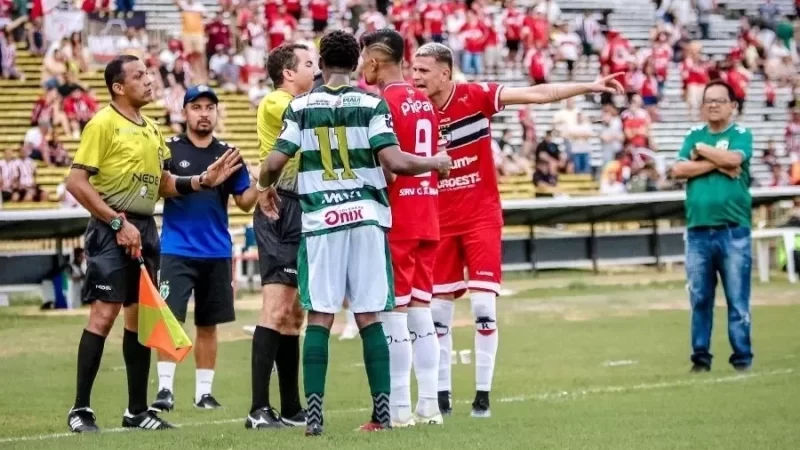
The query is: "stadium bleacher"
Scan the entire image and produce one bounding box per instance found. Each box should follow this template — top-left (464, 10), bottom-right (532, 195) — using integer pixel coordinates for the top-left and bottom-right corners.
top-left (1, 0), bottom-right (796, 227)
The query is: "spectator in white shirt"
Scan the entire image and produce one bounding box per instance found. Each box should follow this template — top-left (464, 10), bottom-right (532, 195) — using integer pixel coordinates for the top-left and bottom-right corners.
top-left (553, 98), bottom-right (580, 136)
top-left (554, 22), bottom-right (581, 81)
top-left (0, 147), bottom-right (18, 202)
top-left (599, 104), bottom-right (624, 165)
top-left (248, 78), bottom-right (270, 109)
top-left (534, 0), bottom-right (561, 24)
top-left (208, 45), bottom-right (228, 80)
top-left (567, 112), bottom-right (594, 174)
top-left (116, 27), bottom-right (146, 59)
top-left (23, 120), bottom-right (52, 165)
top-left (13, 147), bottom-right (42, 202)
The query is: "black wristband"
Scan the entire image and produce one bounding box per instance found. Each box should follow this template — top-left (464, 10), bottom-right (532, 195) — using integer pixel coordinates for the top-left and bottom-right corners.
top-left (175, 176), bottom-right (196, 195)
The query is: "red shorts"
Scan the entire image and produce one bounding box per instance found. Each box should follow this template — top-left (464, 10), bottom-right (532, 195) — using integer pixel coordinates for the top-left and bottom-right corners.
top-left (390, 239), bottom-right (438, 306)
top-left (433, 226), bottom-right (502, 298)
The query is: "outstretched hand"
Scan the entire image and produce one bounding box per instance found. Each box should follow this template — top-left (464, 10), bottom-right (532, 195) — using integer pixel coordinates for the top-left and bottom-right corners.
top-left (589, 73), bottom-right (625, 95)
top-left (202, 148), bottom-right (243, 187)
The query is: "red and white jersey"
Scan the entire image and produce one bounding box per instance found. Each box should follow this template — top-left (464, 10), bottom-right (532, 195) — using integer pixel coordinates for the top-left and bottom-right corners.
top-left (435, 82), bottom-right (504, 236)
top-left (13, 157), bottom-right (36, 188)
top-left (503, 8), bottom-right (524, 41)
top-left (0, 159), bottom-right (17, 191)
top-left (681, 58), bottom-right (710, 85)
top-left (383, 82), bottom-right (441, 241)
top-left (421, 3), bottom-right (446, 35)
top-left (785, 121), bottom-right (800, 155)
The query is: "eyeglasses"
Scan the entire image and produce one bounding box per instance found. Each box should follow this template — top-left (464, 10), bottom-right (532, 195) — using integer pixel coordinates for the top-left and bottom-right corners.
top-left (702, 99), bottom-right (730, 105)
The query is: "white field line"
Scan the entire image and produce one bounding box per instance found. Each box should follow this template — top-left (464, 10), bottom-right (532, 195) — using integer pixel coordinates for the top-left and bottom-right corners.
top-left (0, 368), bottom-right (792, 444)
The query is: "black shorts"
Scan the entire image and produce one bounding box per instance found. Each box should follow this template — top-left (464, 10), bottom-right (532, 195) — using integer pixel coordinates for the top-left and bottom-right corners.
top-left (312, 19), bottom-right (327, 33)
top-left (507, 39), bottom-right (520, 53)
top-left (82, 214), bottom-right (160, 306)
top-left (254, 189), bottom-right (301, 287)
top-left (159, 255), bottom-right (235, 326)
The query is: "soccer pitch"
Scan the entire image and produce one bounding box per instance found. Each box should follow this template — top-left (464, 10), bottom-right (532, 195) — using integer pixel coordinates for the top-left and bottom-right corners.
top-left (2, 271), bottom-right (799, 450)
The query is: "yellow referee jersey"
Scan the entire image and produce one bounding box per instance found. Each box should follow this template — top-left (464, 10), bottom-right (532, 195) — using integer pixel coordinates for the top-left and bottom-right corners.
top-left (72, 105), bottom-right (170, 216)
top-left (257, 89), bottom-right (298, 192)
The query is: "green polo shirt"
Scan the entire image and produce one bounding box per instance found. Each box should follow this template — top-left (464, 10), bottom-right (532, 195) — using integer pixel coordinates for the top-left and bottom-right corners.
top-left (677, 123), bottom-right (753, 229)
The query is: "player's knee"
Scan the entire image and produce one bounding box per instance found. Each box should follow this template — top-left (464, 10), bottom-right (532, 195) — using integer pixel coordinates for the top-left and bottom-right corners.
top-left (354, 312), bottom-right (378, 329)
top-left (87, 302), bottom-right (122, 336)
top-left (196, 325), bottom-right (217, 340)
top-left (470, 291), bottom-right (497, 334)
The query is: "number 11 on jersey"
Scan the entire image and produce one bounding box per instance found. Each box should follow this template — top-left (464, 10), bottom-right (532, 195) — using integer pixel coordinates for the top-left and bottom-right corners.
top-left (315, 126), bottom-right (356, 181)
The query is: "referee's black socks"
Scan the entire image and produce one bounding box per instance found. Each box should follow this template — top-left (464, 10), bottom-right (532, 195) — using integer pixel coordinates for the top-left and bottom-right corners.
top-left (122, 329), bottom-right (151, 415)
top-left (276, 334), bottom-right (302, 417)
top-left (250, 326), bottom-right (280, 413)
top-left (74, 329), bottom-right (106, 409)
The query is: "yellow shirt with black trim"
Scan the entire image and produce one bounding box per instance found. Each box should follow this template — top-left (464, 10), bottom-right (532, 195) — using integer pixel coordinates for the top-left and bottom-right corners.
top-left (72, 105), bottom-right (170, 216)
top-left (257, 89), bottom-right (298, 192)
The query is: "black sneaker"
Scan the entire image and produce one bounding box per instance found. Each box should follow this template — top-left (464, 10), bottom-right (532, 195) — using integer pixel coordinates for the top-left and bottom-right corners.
top-left (67, 407), bottom-right (99, 433)
top-left (245, 407), bottom-right (287, 430)
top-left (150, 389), bottom-right (174, 412)
top-left (437, 391), bottom-right (452, 416)
top-left (305, 423), bottom-right (324, 436)
top-left (195, 394), bottom-right (222, 410)
top-left (281, 409), bottom-right (307, 427)
top-left (733, 363), bottom-right (751, 372)
top-left (470, 391), bottom-right (491, 418)
top-left (691, 363), bottom-right (711, 373)
top-left (122, 409), bottom-right (175, 430)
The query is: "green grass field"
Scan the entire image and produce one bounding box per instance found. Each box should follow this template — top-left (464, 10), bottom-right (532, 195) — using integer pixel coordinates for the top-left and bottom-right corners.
top-left (1, 271), bottom-right (799, 450)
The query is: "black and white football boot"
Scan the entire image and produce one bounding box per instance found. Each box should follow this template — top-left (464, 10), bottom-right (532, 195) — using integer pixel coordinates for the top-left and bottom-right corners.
top-left (245, 407), bottom-right (287, 430)
top-left (194, 394), bottom-right (222, 410)
top-left (470, 391), bottom-right (491, 418)
top-left (150, 389), bottom-right (175, 412)
top-left (281, 409), bottom-right (307, 427)
top-left (67, 407), bottom-right (100, 433)
top-left (122, 409), bottom-right (175, 430)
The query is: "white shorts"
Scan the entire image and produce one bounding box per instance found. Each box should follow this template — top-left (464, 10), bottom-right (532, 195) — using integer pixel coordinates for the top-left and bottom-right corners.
top-left (298, 225), bottom-right (394, 314)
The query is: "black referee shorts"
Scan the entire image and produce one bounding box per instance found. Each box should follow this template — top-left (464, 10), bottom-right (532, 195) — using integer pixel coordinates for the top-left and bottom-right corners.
top-left (159, 255), bottom-right (235, 327)
top-left (82, 214), bottom-right (160, 306)
top-left (254, 189), bottom-right (301, 287)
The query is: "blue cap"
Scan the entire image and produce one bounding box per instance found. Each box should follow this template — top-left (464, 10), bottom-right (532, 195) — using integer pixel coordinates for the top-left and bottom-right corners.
top-left (183, 85), bottom-right (219, 107)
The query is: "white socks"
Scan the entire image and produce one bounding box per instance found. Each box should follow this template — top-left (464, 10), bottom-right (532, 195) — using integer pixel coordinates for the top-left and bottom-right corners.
top-left (157, 361), bottom-right (176, 392)
top-left (431, 298), bottom-right (455, 392)
top-left (195, 369), bottom-right (215, 404)
top-left (471, 291), bottom-right (498, 392)
top-left (381, 311), bottom-right (413, 422)
top-left (345, 308), bottom-right (357, 328)
top-left (407, 306), bottom-right (440, 417)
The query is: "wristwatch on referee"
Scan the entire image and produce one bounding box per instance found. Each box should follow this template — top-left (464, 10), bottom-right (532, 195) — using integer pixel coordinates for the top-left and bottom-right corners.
top-left (109, 216), bottom-right (124, 232)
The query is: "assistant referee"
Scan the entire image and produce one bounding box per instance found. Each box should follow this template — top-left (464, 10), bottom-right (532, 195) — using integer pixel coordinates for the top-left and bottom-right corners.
top-left (246, 43), bottom-right (315, 430)
top-left (151, 85), bottom-right (258, 413)
top-left (65, 55), bottom-right (242, 433)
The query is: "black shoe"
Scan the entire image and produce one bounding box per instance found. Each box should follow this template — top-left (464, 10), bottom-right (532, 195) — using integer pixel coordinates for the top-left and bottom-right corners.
top-left (281, 409), bottom-right (307, 427)
top-left (438, 391), bottom-right (452, 416)
top-left (121, 409), bottom-right (175, 430)
top-left (471, 391), bottom-right (491, 418)
top-left (150, 389), bottom-right (174, 412)
top-left (305, 423), bottom-right (324, 436)
top-left (67, 407), bottom-right (99, 433)
top-left (691, 363), bottom-right (711, 373)
top-left (733, 363), bottom-right (751, 372)
top-left (245, 407), bottom-right (287, 430)
top-left (195, 394), bottom-right (222, 410)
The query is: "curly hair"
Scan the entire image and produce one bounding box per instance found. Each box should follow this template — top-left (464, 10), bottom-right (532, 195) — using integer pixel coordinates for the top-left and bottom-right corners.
top-left (319, 30), bottom-right (360, 72)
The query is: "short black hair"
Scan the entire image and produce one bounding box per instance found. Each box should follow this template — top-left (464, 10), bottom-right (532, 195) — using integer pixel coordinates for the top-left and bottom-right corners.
top-left (703, 79), bottom-right (736, 102)
top-left (319, 30), bottom-right (360, 72)
top-left (267, 43), bottom-right (309, 88)
top-left (104, 54), bottom-right (140, 96)
top-left (360, 28), bottom-right (405, 64)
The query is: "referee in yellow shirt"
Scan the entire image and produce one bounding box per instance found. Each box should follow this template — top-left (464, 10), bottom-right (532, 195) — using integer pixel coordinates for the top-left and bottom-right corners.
top-left (65, 54), bottom-right (242, 433)
top-left (246, 43), bottom-right (316, 429)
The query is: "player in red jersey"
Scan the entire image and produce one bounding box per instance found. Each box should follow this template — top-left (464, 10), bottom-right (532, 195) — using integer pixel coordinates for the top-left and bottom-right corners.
top-left (412, 42), bottom-right (623, 418)
top-left (361, 29), bottom-right (446, 428)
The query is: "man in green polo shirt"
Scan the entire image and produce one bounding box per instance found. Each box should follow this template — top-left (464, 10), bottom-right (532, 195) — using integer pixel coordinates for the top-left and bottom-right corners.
top-left (672, 80), bottom-right (754, 373)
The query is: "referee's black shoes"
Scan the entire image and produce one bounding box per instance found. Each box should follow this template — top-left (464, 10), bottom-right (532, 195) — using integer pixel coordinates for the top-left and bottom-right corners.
top-left (67, 407), bottom-right (99, 433)
top-left (150, 388), bottom-right (175, 412)
top-left (281, 409), bottom-right (308, 427)
top-left (195, 394), bottom-right (223, 410)
top-left (122, 409), bottom-right (175, 430)
top-left (245, 407), bottom-right (287, 430)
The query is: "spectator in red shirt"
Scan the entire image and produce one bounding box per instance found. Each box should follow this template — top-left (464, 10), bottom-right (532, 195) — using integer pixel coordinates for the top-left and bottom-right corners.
top-left (638, 60), bottom-right (660, 121)
top-left (527, 41), bottom-right (552, 85)
top-left (522, 8), bottom-right (549, 50)
top-left (422, 0), bottom-right (446, 43)
top-left (205, 13), bottom-right (231, 62)
top-left (721, 59), bottom-right (751, 114)
top-left (309, 0), bottom-right (329, 36)
top-left (389, 0), bottom-right (410, 31)
top-left (263, 0), bottom-right (279, 22)
top-left (502, 0), bottom-right (524, 70)
top-left (483, 13), bottom-right (501, 74)
top-left (285, 0), bottom-right (301, 21)
top-left (63, 87), bottom-right (99, 134)
top-left (621, 95), bottom-right (652, 150)
top-left (459, 9), bottom-right (487, 75)
top-left (680, 42), bottom-right (709, 121)
top-left (268, 4), bottom-right (297, 49)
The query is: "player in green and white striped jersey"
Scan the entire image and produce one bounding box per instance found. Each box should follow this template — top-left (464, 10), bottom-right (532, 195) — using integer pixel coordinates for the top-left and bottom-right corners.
top-left (256, 31), bottom-right (451, 437)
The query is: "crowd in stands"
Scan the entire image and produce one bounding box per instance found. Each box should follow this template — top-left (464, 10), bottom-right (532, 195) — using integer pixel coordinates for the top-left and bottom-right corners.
top-left (1, 0), bottom-right (800, 208)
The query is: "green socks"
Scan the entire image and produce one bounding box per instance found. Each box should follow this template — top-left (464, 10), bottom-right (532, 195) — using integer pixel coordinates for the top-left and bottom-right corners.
top-left (303, 325), bottom-right (330, 427)
top-left (360, 322), bottom-right (391, 426)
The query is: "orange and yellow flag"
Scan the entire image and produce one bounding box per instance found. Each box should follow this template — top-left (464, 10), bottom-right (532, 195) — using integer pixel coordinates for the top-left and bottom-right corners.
top-left (137, 260), bottom-right (193, 362)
